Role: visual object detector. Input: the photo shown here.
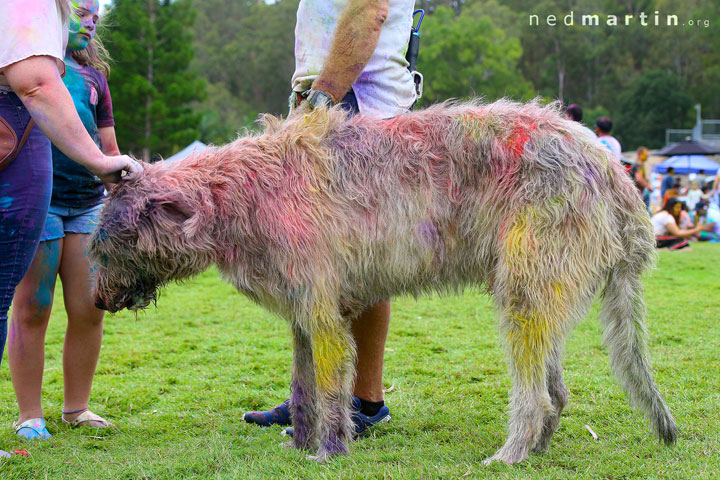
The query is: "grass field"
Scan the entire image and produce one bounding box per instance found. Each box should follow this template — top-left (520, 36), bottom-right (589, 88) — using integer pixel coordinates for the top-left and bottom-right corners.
top-left (1, 244), bottom-right (718, 479)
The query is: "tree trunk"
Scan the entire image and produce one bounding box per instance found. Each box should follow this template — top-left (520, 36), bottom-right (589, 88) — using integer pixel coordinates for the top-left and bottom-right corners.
top-left (553, 37), bottom-right (565, 102)
top-left (143, 0), bottom-right (155, 163)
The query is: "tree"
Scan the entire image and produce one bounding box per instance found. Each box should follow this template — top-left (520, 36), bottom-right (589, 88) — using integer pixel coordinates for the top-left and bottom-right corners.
top-left (614, 70), bottom-right (693, 149)
top-left (191, 0), bottom-right (298, 144)
top-left (105, 0), bottom-right (204, 161)
top-left (419, 4), bottom-right (535, 104)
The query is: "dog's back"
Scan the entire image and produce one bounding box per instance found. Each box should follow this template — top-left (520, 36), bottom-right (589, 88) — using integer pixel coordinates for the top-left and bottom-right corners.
top-left (290, 101), bottom-right (649, 308)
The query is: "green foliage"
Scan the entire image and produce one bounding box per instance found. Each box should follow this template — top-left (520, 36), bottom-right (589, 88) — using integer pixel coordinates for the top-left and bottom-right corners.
top-left (2, 245), bottom-right (720, 478)
top-left (197, 83), bottom-right (258, 145)
top-left (614, 70), bottom-right (693, 149)
top-left (105, 0), bottom-right (204, 160)
top-left (99, 0), bottom-right (720, 152)
top-left (420, 4), bottom-right (535, 104)
top-left (191, 0), bottom-right (298, 144)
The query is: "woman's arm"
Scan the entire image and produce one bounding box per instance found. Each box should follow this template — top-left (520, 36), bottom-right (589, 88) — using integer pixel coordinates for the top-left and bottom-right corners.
top-left (665, 219), bottom-right (705, 238)
top-left (99, 126), bottom-right (121, 156)
top-left (635, 168), bottom-right (652, 190)
top-left (3, 56), bottom-right (140, 182)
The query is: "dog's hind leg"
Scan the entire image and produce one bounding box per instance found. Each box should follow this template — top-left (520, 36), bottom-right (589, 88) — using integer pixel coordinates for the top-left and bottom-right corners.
top-left (483, 298), bottom-right (556, 465)
top-left (300, 298), bottom-right (356, 462)
top-left (531, 342), bottom-right (569, 453)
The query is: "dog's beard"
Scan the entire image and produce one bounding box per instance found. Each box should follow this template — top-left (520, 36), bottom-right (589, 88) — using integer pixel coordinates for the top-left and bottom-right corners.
top-left (95, 267), bottom-right (160, 313)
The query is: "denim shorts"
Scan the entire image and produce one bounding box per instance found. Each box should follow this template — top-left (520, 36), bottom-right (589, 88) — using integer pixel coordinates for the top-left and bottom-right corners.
top-left (41, 202), bottom-right (104, 242)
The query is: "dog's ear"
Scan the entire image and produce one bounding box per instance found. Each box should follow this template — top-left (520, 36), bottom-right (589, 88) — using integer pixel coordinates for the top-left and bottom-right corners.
top-left (160, 200), bottom-right (193, 224)
top-left (150, 192), bottom-right (194, 224)
top-left (149, 192), bottom-right (212, 241)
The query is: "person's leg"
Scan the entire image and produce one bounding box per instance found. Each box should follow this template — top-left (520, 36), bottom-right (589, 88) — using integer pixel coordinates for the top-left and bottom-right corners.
top-left (8, 239), bottom-right (63, 425)
top-left (340, 91), bottom-right (391, 408)
top-left (655, 236), bottom-right (689, 250)
top-left (59, 232), bottom-right (107, 426)
top-left (245, 90), bottom-right (392, 429)
top-left (0, 91), bottom-right (53, 448)
top-left (0, 92), bottom-right (52, 361)
top-left (351, 300), bottom-right (390, 403)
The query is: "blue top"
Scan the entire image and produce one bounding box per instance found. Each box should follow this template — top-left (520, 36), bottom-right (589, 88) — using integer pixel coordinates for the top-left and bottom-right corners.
top-left (51, 63), bottom-right (114, 208)
top-left (661, 175), bottom-right (675, 198)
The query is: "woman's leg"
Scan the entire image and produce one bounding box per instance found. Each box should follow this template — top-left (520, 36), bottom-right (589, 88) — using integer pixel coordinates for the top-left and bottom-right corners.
top-left (655, 236), bottom-right (689, 250)
top-left (7, 239), bottom-right (63, 424)
top-left (0, 92), bottom-right (52, 362)
top-left (59, 233), bottom-right (106, 425)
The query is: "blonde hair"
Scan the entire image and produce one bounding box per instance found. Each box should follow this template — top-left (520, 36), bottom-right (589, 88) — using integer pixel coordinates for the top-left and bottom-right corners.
top-left (56, 0), bottom-right (72, 23)
top-left (72, 34), bottom-right (112, 78)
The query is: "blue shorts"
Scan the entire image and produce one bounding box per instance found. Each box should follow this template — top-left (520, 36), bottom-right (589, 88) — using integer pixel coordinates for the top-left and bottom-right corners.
top-left (41, 202), bottom-right (104, 242)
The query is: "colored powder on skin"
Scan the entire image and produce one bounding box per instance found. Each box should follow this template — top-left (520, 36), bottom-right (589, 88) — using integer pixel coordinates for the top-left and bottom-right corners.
top-left (321, 429), bottom-right (349, 455)
top-left (0, 196), bottom-right (13, 209)
top-left (503, 208), bottom-right (536, 266)
top-left (311, 298), bottom-right (347, 392)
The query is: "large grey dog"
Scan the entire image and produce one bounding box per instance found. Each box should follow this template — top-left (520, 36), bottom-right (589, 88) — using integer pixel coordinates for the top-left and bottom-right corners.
top-left (89, 100), bottom-right (676, 464)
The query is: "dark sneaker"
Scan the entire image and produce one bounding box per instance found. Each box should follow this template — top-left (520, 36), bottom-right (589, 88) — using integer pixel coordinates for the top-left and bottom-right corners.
top-left (282, 396), bottom-right (391, 438)
top-left (242, 399), bottom-right (292, 427)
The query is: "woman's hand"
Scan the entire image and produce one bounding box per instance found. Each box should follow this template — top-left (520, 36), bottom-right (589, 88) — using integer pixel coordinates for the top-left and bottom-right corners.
top-left (93, 155), bottom-right (143, 183)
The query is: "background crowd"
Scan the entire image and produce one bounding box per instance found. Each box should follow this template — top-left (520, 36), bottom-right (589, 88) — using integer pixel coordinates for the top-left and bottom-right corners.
top-left (563, 103), bottom-right (720, 250)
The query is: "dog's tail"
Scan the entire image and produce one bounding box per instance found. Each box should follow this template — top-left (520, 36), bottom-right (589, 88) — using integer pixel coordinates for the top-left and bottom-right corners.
top-left (599, 201), bottom-right (677, 445)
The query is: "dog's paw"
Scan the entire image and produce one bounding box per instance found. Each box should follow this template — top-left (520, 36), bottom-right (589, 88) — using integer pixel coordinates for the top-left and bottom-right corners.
top-left (305, 445), bottom-right (349, 463)
top-left (482, 448), bottom-right (529, 465)
top-left (530, 437), bottom-right (551, 454)
top-left (306, 453), bottom-right (329, 463)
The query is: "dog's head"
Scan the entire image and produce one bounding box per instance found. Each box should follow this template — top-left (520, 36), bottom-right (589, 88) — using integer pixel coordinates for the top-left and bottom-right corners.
top-left (89, 166), bottom-right (214, 313)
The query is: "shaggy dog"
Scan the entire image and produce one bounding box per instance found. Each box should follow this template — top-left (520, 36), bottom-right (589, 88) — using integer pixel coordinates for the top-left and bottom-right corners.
top-left (89, 100), bottom-right (677, 464)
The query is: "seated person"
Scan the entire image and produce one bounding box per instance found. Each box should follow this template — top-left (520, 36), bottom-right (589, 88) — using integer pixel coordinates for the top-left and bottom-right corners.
top-left (651, 197), bottom-right (710, 250)
top-left (692, 205), bottom-right (720, 242)
top-left (685, 181), bottom-right (702, 212)
top-left (678, 202), bottom-right (693, 230)
top-left (662, 181), bottom-right (682, 206)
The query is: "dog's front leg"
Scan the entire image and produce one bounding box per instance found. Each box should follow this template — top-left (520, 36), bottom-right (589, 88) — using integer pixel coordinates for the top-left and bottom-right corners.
top-left (288, 325), bottom-right (319, 450)
top-left (302, 303), bottom-right (356, 462)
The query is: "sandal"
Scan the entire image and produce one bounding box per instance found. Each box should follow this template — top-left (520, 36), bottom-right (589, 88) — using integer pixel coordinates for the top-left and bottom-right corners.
top-left (62, 410), bottom-right (114, 428)
top-left (13, 418), bottom-right (52, 440)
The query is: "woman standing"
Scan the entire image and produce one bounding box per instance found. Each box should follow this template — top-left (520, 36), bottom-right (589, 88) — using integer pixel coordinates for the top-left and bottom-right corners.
top-left (0, 0), bottom-right (140, 453)
top-left (9, 0), bottom-right (118, 439)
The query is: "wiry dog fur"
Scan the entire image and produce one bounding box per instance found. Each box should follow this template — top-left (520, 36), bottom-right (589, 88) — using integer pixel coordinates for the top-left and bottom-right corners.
top-left (89, 99), bottom-right (677, 464)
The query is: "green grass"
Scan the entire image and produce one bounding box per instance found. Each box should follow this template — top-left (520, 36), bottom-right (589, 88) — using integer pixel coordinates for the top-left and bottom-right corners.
top-left (1, 244), bottom-right (719, 479)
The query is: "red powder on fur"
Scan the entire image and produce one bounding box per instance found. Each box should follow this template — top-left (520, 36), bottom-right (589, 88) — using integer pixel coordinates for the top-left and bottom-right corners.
top-left (505, 123), bottom-right (537, 157)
